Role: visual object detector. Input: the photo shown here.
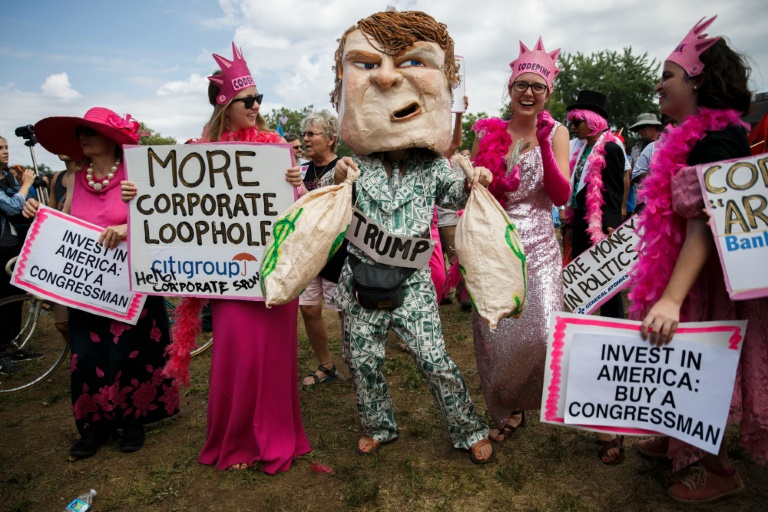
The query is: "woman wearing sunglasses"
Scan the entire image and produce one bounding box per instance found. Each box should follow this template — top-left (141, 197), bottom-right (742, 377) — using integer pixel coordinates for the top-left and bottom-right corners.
top-left (163, 43), bottom-right (310, 473)
top-left (469, 38), bottom-right (572, 445)
top-left (25, 108), bottom-right (179, 459)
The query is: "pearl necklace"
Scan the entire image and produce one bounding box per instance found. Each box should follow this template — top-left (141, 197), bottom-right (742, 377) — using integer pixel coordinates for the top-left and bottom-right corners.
top-left (86, 159), bottom-right (119, 191)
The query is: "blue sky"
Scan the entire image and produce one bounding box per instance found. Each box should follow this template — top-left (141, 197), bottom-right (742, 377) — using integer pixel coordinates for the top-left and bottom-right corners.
top-left (2, 0), bottom-right (766, 170)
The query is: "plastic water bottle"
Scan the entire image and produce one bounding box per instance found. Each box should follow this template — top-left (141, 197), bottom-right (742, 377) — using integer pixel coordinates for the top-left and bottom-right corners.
top-left (64, 489), bottom-right (96, 511)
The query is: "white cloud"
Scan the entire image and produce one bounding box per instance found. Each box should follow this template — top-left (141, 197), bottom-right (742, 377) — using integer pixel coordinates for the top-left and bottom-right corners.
top-left (41, 73), bottom-right (81, 100)
top-left (157, 73), bottom-right (209, 96)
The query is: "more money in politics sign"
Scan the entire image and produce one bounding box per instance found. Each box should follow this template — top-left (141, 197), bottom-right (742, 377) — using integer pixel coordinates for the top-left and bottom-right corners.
top-left (697, 153), bottom-right (768, 299)
top-left (125, 143), bottom-right (295, 300)
top-left (11, 206), bottom-right (145, 324)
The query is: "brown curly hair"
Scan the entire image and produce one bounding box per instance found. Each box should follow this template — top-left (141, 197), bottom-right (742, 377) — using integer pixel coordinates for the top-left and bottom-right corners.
top-left (694, 39), bottom-right (752, 115)
top-left (330, 10), bottom-right (456, 109)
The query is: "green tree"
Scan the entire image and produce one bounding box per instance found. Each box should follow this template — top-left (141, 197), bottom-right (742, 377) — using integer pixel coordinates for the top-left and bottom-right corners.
top-left (551, 47), bottom-right (660, 143)
top-left (459, 111), bottom-right (489, 152)
top-left (263, 106), bottom-right (315, 139)
top-left (139, 123), bottom-right (177, 145)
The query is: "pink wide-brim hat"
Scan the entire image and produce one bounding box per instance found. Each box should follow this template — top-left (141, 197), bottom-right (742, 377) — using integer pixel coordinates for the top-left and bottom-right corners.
top-left (34, 107), bottom-right (143, 162)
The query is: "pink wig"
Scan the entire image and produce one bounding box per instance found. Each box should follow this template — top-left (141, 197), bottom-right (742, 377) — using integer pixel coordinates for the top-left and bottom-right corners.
top-left (567, 109), bottom-right (608, 136)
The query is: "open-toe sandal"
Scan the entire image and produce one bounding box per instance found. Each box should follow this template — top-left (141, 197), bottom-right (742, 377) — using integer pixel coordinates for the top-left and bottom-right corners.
top-left (468, 438), bottom-right (495, 465)
top-left (304, 363), bottom-right (338, 386)
top-left (597, 435), bottom-right (625, 465)
top-left (490, 410), bottom-right (525, 443)
top-left (355, 435), bottom-right (396, 456)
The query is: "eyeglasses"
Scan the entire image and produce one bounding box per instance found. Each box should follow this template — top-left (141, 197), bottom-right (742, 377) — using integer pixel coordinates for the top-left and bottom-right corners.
top-left (76, 126), bottom-right (98, 137)
top-left (231, 94), bottom-right (263, 109)
top-left (302, 131), bottom-right (323, 138)
top-left (291, 144), bottom-right (302, 150)
top-left (511, 81), bottom-right (548, 95)
top-left (569, 119), bottom-right (584, 128)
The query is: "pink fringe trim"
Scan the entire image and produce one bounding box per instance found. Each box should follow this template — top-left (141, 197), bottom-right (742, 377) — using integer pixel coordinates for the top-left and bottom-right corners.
top-left (471, 118), bottom-right (521, 204)
top-left (216, 127), bottom-right (283, 143)
top-left (627, 108), bottom-right (748, 320)
top-left (163, 297), bottom-right (206, 387)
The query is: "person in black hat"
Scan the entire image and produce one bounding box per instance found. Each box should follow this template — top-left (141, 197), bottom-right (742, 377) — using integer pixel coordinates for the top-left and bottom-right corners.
top-left (564, 90), bottom-right (627, 464)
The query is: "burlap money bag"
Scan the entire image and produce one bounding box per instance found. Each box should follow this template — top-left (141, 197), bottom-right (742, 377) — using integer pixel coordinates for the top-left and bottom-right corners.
top-left (260, 167), bottom-right (360, 306)
top-left (454, 156), bottom-right (527, 329)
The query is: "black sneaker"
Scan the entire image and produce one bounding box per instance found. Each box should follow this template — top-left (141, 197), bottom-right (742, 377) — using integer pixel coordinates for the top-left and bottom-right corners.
top-left (120, 425), bottom-right (145, 453)
top-left (10, 349), bottom-right (44, 361)
top-left (0, 357), bottom-right (21, 375)
top-left (70, 430), bottom-right (110, 458)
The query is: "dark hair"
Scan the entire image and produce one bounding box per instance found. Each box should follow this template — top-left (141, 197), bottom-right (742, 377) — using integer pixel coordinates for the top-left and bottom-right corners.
top-left (284, 133), bottom-right (300, 143)
top-left (207, 71), bottom-right (222, 106)
top-left (695, 39), bottom-right (752, 115)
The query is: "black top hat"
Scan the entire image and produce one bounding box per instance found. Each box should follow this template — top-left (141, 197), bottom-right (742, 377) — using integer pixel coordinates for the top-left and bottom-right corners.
top-left (566, 90), bottom-right (608, 121)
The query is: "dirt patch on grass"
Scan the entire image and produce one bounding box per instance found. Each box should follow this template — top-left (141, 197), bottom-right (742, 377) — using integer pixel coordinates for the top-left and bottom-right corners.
top-left (0, 305), bottom-right (765, 511)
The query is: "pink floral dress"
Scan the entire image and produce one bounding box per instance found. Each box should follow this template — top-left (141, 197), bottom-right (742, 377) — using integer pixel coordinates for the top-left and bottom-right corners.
top-left (69, 162), bottom-right (178, 437)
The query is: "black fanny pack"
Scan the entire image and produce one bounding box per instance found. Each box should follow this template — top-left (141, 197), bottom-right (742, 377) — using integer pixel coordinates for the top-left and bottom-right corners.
top-left (348, 254), bottom-right (417, 310)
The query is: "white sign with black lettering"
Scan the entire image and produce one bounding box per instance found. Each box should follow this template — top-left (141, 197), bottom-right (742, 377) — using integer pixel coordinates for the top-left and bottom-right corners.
top-left (345, 208), bottom-right (436, 269)
top-left (562, 216), bottom-right (641, 315)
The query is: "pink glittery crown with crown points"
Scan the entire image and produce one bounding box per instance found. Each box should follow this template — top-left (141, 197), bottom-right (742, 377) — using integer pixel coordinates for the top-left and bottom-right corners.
top-left (666, 16), bottom-right (720, 77)
top-left (509, 37), bottom-right (561, 92)
top-left (208, 42), bottom-right (255, 105)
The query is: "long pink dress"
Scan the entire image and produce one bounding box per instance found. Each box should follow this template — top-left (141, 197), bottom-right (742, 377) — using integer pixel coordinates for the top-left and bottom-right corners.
top-left (196, 127), bottom-right (310, 473)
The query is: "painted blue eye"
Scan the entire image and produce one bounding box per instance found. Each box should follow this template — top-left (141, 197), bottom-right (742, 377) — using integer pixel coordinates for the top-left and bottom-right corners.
top-left (399, 59), bottom-right (425, 68)
top-left (353, 62), bottom-right (379, 70)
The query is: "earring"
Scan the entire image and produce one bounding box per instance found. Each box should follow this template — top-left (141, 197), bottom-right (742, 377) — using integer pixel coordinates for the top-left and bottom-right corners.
top-left (225, 116), bottom-right (231, 131)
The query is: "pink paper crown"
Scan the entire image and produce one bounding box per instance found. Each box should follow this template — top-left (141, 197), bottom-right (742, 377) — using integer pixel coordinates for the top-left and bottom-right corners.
top-left (208, 42), bottom-right (255, 105)
top-left (666, 16), bottom-right (720, 77)
top-left (509, 37), bottom-right (560, 92)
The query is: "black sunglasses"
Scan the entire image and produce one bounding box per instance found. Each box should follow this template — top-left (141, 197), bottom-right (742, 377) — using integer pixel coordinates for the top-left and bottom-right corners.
top-left (231, 94), bottom-right (263, 109)
top-left (76, 125), bottom-right (99, 137)
top-left (570, 119), bottom-right (584, 128)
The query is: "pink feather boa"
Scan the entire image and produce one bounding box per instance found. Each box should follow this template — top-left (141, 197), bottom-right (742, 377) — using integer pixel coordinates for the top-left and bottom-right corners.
top-left (471, 118), bottom-right (521, 203)
top-left (583, 131), bottom-right (618, 245)
top-left (161, 126), bottom-right (282, 386)
top-left (627, 108), bottom-right (748, 320)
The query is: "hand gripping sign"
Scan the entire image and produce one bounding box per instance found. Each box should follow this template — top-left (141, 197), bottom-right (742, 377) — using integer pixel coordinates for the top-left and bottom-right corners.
top-left (540, 312), bottom-right (745, 454)
top-left (454, 155), bottom-right (527, 328)
top-left (260, 165), bottom-right (360, 306)
top-left (11, 206), bottom-right (146, 324)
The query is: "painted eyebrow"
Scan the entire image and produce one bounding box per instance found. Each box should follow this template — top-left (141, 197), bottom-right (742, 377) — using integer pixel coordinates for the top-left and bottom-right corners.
top-left (396, 44), bottom-right (441, 63)
top-left (345, 50), bottom-right (381, 62)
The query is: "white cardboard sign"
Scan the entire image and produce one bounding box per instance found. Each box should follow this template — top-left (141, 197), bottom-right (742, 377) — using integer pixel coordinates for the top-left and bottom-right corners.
top-left (697, 153), bottom-right (768, 300)
top-left (345, 207), bottom-right (435, 269)
top-left (124, 143), bottom-right (296, 300)
top-left (541, 312), bottom-right (746, 454)
top-left (451, 55), bottom-right (466, 113)
top-left (562, 216), bottom-right (641, 315)
top-left (11, 206), bottom-right (146, 324)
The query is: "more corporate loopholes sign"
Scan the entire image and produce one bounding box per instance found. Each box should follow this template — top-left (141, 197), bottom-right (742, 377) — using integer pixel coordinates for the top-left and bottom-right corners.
top-left (11, 206), bottom-right (145, 324)
top-left (697, 153), bottom-right (768, 299)
top-left (562, 216), bottom-right (641, 315)
top-left (540, 312), bottom-right (746, 453)
top-left (125, 143), bottom-right (295, 300)
top-left (451, 55), bottom-right (466, 113)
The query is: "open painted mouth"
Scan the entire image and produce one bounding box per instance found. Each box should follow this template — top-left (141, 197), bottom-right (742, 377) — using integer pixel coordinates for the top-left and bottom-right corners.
top-left (391, 102), bottom-right (422, 122)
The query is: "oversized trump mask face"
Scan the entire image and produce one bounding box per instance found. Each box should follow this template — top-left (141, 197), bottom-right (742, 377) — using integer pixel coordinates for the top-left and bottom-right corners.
top-left (335, 23), bottom-right (454, 156)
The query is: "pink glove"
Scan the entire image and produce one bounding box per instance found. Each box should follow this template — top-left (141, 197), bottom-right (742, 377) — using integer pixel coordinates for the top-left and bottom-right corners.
top-left (536, 110), bottom-right (571, 206)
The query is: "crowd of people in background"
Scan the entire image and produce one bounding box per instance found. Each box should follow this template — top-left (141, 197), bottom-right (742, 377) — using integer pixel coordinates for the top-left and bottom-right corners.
top-left (1, 9), bottom-right (767, 505)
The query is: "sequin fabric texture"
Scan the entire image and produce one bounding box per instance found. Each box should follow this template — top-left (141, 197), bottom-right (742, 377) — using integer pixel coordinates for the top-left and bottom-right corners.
top-left (472, 121), bottom-right (565, 428)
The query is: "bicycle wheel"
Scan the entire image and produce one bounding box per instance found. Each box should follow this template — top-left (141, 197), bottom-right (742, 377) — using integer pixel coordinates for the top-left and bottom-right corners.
top-left (0, 295), bottom-right (70, 393)
top-left (164, 298), bottom-right (213, 357)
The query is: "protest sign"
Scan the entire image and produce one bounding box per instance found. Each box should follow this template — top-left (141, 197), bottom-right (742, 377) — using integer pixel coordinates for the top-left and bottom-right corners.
top-left (562, 216), bottom-right (641, 314)
top-left (540, 312), bottom-right (746, 454)
top-left (697, 153), bottom-right (768, 299)
top-left (124, 143), bottom-right (295, 300)
top-left (11, 206), bottom-right (145, 324)
top-left (451, 55), bottom-right (466, 113)
top-left (346, 208), bottom-right (436, 269)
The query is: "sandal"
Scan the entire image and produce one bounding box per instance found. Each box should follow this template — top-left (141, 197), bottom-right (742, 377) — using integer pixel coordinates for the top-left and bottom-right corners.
top-left (468, 438), bottom-right (495, 465)
top-left (489, 410), bottom-right (525, 443)
top-left (228, 463), bottom-right (249, 471)
top-left (355, 435), bottom-right (397, 456)
top-left (636, 436), bottom-right (669, 458)
top-left (303, 363), bottom-right (338, 386)
top-left (596, 435), bottom-right (625, 465)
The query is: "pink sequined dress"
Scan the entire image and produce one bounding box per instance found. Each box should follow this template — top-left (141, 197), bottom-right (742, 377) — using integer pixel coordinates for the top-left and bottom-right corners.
top-left (471, 120), bottom-right (564, 426)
